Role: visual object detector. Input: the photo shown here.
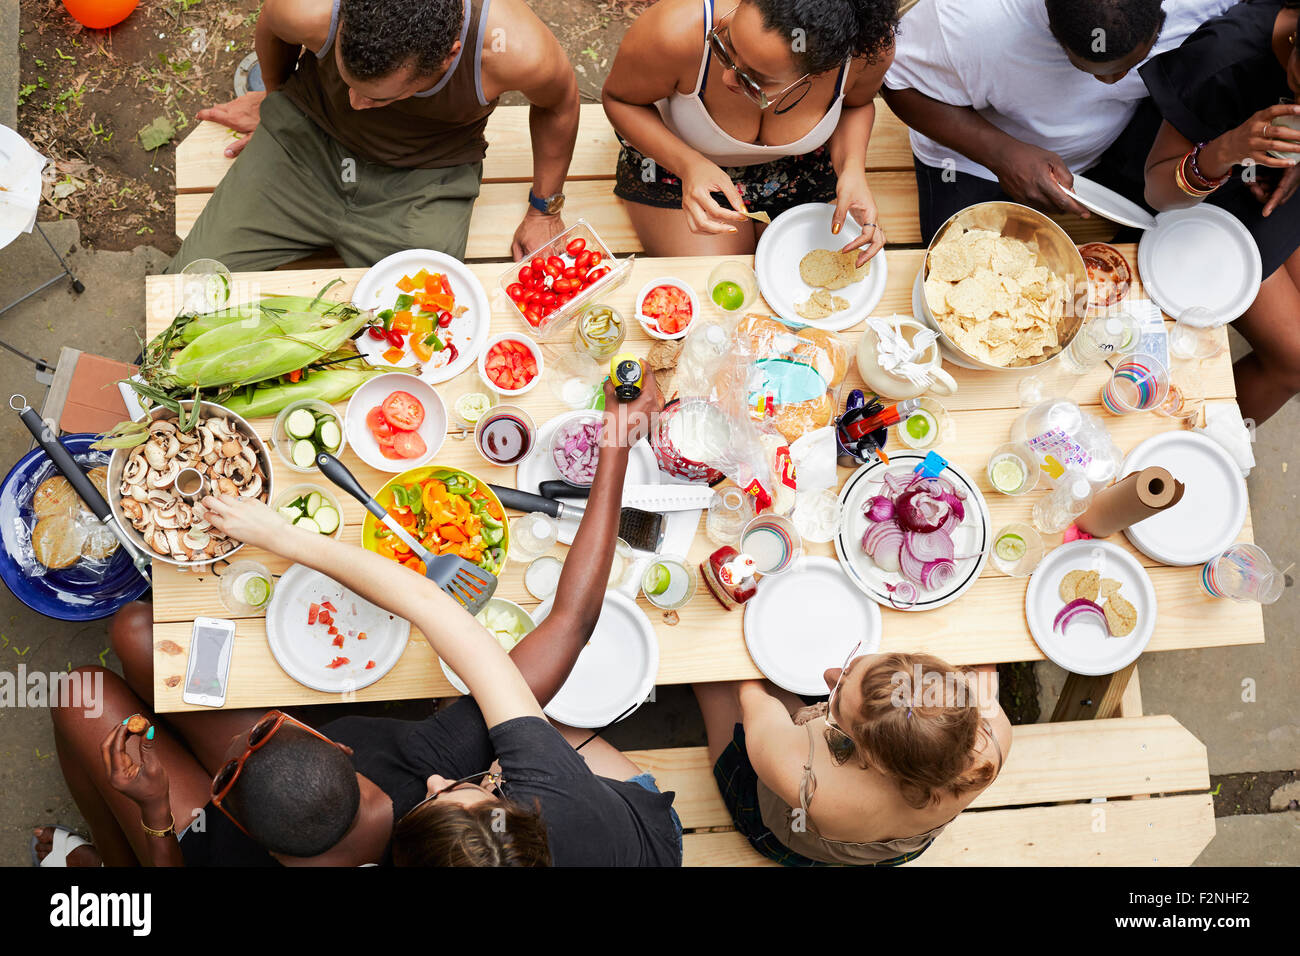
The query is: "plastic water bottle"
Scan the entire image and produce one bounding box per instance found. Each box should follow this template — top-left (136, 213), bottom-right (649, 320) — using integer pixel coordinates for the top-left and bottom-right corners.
top-left (1032, 471), bottom-right (1093, 534)
top-left (1059, 315), bottom-right (1131, 374)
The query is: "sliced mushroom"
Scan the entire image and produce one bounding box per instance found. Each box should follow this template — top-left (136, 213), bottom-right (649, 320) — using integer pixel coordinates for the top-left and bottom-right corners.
top-left (129, 484), bottom-right (150, 503)
top-left (144, 443), bottom-right (168, 471)
top-left (123, 455), bottom-right (147, 485)
top-left (216, 477), bottom-right (237, 496)
top-left (148, 461), bottom-right (181, 489)
top-left (120, 499), bottom-right (144, 523)
top-left (240, 473), bottom-right (263, 499)
top-left (182, 529), bottom-right (210, 552)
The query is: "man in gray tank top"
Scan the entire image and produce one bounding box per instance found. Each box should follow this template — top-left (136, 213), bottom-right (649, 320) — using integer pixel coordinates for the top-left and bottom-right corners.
top-left (166, 0), bottom-right (579, 270)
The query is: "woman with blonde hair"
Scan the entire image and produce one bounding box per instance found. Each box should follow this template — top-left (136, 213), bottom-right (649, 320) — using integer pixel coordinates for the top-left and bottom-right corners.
top-left (695, 649), bottom-right (1011, 866)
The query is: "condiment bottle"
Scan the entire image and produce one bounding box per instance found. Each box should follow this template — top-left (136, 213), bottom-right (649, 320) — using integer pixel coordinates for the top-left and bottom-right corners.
top-left (700, 546), bottom-right (758, 611)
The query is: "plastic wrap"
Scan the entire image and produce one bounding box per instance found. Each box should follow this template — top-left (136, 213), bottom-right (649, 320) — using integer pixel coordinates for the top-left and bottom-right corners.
top-left (13, 452), bottom-right (120, 582)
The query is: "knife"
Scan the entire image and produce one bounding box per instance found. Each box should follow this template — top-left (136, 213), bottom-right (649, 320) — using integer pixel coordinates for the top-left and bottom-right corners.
top-left (537, 481), bottom-right (714, 512)
top-left (13, 397), bottom-right (152, 582)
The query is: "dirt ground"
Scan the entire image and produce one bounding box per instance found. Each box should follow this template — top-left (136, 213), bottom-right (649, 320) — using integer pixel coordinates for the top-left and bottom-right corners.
top-left (17, 0), bottom-right (644, 252)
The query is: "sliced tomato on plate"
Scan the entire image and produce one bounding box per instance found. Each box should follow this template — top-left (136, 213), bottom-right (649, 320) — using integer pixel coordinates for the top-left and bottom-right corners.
top-left (381, 391), bottom-right (425, 431)
top-left (392, 430), bottom-right (427, 459)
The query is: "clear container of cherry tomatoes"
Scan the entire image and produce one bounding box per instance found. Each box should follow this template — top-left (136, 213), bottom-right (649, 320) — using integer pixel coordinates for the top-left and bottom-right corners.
top-left (497, 219), bottom-right (635, 343)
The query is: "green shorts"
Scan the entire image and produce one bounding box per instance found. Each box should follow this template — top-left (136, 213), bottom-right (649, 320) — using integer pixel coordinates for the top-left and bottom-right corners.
top-left (166, 92), bottom-right (483, 273)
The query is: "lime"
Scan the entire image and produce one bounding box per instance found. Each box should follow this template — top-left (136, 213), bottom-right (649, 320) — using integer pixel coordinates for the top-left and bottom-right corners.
top-left (990, 456), bottom-right (1026, 494)
top-left (995, 534), bottom-right (1027, 562)
top-left (711, 280), bottom-right (745, 311)
top-left (240, 574), bottom-right (271, 608)
top-left (644, 563), bottom-right (672, 596)
top-left (905, 411), bottom-right (934, 441)
top-left (455, 392), bottom-right (491, 425)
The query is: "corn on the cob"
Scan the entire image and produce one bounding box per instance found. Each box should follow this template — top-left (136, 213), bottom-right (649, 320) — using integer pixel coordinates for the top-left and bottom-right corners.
top-left (221, 366), bottom-right (406, 419)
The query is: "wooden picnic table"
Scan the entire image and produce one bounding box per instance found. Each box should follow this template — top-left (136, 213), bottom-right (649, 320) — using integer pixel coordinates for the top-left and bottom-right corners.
top-left (143, 246), bottom-right (1265, 714)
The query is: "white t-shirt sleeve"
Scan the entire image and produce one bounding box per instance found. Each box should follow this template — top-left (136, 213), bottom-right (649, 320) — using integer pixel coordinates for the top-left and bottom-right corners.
top-left (883, 0), bottom-right (976, 108)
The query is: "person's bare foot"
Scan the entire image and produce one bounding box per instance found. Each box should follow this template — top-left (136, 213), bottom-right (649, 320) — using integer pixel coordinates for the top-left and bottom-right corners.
top-left (32, 827), bottom-right (102, 867)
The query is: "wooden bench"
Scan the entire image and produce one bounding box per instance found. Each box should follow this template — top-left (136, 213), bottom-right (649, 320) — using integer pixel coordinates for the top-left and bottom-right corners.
top-left (627, 714), bottom-right (1216, 866)
top-left (174, 101), bottom-right (1116, 262)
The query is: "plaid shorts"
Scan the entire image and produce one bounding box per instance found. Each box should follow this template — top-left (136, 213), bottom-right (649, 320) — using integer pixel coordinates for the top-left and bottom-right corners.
top-left (713, 724), bottom-right (931, 868)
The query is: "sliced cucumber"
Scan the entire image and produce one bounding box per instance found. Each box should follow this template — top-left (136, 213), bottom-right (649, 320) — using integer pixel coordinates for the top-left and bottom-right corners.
top-left (317, 419), bottom-right (342, 452)
top-left (291, 439), bottom-right (316, 469)
top-left (285, 408), bottom-right (317, 440)
top-left (313, 506), bottom-right (340, 535)
top-left (305, 492), bottom-right (324, 517)
top-left (293, 516), bottom-right (321, 534)
top-left (278, 504), bottom-right (303, 522)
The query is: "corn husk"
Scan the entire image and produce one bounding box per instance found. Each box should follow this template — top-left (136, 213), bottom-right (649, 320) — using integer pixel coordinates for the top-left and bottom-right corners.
top-left (221, 365), bottom-right (407, 419)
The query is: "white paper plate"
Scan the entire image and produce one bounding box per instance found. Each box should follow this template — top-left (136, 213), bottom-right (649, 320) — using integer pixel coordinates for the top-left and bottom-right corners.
top-left (743, 556), bottom-right (882, 695)
top-left (834, 454), bottom-right (992, 611)
top-left (1025, 539), bottom-right (1156, 676)
top-left (351, 249), bottom-right (492, 384)
top-left (265, 564), bottom-right (411, 693)
top-left (1137, 206), bottom-right (1262, 323)
top-left (516, 411), bottom-right (700, 552)
top-left (1059, 175), bottom-right (1157, 231)
top-left (536, 589), bottom-right (658, 728)
top-left (439, 597), bottom-right (536, 695)
top-left (755, 202), bottom-right (888, 332)
top-left (342, 372), bottom-right (448, 473)
top-left (1120, 431), bottom-right (1247, 565)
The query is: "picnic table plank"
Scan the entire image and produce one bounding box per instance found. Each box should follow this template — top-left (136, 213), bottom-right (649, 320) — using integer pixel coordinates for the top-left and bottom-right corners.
top-left (143, 248), bottom-right (1261, 714)
top-left (174, 103), bottom-right (919, 194)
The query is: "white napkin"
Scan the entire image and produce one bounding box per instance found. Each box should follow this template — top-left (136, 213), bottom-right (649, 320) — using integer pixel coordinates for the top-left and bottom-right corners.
top-left (866, 315), bottom-right (939, 389)
top-left (0, 131), bottom-right (46, 236)
top-left (1195, 402), bottom-right (1255, 477)
top-left (789, 427), bottom-right (837, 492)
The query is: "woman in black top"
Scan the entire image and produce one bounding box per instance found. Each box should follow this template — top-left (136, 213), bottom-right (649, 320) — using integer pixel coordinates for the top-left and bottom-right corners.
top-left (1140, 0), bottom-right (1300, 425)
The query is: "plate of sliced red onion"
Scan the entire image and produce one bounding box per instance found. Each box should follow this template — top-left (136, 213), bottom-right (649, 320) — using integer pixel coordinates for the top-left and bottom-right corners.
top-left (834, 454), bottom-right (991, 611)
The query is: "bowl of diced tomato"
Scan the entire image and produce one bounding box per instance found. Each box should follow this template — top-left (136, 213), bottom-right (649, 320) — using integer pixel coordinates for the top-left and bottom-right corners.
top-left (361, 466), bottom-right (509, 579)
top-left (344, 373), bottom-right (447, 473)
top-left (479, 333), bottom-right (543, 397)
top-left (635, 278), bottom-right (698, 340)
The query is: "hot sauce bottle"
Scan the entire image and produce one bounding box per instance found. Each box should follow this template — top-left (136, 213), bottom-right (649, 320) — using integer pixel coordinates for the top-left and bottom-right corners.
top-left (701, 547), bottom-right (758, 610)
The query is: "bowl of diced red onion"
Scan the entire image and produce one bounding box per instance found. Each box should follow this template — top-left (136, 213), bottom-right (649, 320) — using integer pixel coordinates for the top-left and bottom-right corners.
top-left (549, 412), bottom-right (604, 487)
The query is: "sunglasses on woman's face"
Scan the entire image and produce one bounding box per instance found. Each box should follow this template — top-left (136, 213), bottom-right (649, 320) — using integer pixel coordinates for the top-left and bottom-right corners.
top-left (708, 7), bottom-right (812, 112)
top-left (399, 770), bottom-right (504, 825)
top-left (823, 641), bottom-right (862, 765)
top-left (211, 711), bottom-right (336, 836)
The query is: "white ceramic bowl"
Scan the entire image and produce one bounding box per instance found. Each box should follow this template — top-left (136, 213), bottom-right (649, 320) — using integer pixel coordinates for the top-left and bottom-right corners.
top-left (343, 373), bottom-right (447, 473)
top-left (478, 332), bottom-right (544, 397)
top-left (634, 277), bottom-right (700, 341)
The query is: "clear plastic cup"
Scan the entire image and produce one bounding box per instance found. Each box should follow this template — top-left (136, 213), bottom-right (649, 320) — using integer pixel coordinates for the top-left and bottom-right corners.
top-left (179, 258), bottom-right (232, 314)
top-left (740, 514), bottom-right (801, 575)
top-left (641, 556), bottom-right (698, 625)
top-left (990, 524), bottom-right (1043, 577)
top-left (1202, 543), bottom-right (1286, 604)
top-left (219, 559), bottom-right (274, 615)
top-left (987, 441), bottom-right (1039, 496)
top-left (1169, 307), bottom-right (1225, 361)
top-left (1101, 353), bottom-right (1170, 415)
top-left (707, 260), bottom-right (757, 313)
top-left (509, 512), bottom-right (558, 561)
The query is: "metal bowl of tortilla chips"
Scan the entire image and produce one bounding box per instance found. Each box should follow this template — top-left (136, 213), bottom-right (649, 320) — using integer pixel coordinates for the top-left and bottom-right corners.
top-left (918, 202), bottom-right (1089, 371)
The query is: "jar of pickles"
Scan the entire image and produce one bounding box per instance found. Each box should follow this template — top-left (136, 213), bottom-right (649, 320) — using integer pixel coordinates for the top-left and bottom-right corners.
top-left (574, 303), bottom-right (626, 361)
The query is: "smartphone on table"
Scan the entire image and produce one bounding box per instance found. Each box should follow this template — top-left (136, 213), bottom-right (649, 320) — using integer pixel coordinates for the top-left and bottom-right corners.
top-left (182, 617), bottom-right (236, 708)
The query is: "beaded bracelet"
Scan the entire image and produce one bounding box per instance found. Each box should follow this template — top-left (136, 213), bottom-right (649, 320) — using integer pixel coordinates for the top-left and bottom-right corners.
top-left (1189, 142), bottom-right (1230, 190)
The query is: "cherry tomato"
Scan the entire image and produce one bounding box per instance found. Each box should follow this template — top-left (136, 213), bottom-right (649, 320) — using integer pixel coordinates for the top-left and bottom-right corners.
top-left (574, 265), bottom-right (590, 281)
top-left (367, 326), bottom-right (387, 340)
top-left (540, 292), bottom-right (557, 307)
top-left (386, 330), bottom-right (405, 348)
top-left (438, 310), bottom-right (453, 328)
top-left (575, 250), bottom-right (592, 270)
top-left (543, 258), bottom-right (563, 279)
top-left (381, 391), bottom-right (425, 431)
top-left (588, 251), bottom-right (603, 267)
top-left (562, 266), bottom-right (580, 280)
top-left (530, 257), bottom-right (546, 276)
top-left (523, 307), bottom-right (542, 327)
top-left (506, 282), bottom-right (526, 302)
top-left (586, 266), bottom-right (611, 285)
top-left (565, 238), bottom-right (586, 257)
top-left (553, 278), bottom-right (575, 293)
top-left (518, 266), bottom-right (534, 285)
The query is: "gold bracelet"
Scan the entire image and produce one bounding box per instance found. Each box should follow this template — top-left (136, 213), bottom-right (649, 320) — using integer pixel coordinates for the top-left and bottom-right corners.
top-left (141, 812), bottom-right (175, 839)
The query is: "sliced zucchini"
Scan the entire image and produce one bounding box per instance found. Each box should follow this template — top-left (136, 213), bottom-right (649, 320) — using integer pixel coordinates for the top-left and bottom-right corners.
top-left (313, 506), bottom-right (340, 535)
top-left (291, 439), bottom-right (316, 469)
top-left (278, 505), bottom-right (303, 522)
top-left (305, 492), bottom-right (324, 517)
top-left (285, 408), bottom-right (317, 440)
top-left (317, 419), bottom-right (342, 452)
top-left (293, 516), bottom-right (321, 534)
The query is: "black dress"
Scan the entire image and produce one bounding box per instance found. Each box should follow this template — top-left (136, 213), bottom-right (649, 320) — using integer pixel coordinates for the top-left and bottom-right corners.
top-left (1140, 0), bottom-right (1300, 277)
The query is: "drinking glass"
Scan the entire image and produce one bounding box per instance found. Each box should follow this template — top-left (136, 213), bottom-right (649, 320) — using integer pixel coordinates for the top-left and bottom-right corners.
top-left (1101, 353), bottom-right (1169, 415)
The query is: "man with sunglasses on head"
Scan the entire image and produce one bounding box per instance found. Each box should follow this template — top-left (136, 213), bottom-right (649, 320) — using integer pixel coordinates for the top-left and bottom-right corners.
top-left (166, 0), bottom-right (579, 272)
top-left (882, 0), bottom-right (1236, 242)
top-left (603, 0), bottom-right (900, 265)
top-left (37, 373), bottom-right (681, 868)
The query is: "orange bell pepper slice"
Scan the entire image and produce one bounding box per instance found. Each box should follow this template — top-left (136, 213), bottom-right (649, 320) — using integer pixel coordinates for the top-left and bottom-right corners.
top-left (375, 536), bottom-right (401, 560)
top-left (396, 275), bottom-right (416, 293)
top-left (439, 523), bottom-right (468, 543)
top-left (410, 314), bottom-right (434, 361)
top-left (382, 346), bottom-right (405, 364)
top-left (390, 310), bottom-right (414, 333)
top-left (404, 557), bottom-right (427, 575)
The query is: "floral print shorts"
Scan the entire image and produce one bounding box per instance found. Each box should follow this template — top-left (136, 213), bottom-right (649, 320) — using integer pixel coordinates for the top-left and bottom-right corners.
top-left (613, 139), bottom-right (837, 218)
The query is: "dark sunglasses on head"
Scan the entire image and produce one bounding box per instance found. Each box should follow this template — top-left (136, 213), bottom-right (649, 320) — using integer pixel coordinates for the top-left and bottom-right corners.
top-left (399, 769), bottom-right (504, 826)
top-left (211, 710), bottom-right (335, 836)
top-left (707, 6), bottom-right (812, 113)
top-left (823, 640), bottom-right (862, 766)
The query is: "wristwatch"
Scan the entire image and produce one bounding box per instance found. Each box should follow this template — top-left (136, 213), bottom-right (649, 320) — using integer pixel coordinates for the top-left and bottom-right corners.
top-left (528, 189), bottom-right (565, 215)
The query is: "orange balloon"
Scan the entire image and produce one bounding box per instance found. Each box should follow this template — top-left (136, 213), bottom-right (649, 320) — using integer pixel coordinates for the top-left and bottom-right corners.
top-left (61, 0), bottom-right (140, 30)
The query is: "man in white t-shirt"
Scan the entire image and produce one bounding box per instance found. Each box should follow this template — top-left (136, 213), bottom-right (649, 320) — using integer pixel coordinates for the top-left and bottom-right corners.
top-left (882, 0), bottom-right (1235, 239)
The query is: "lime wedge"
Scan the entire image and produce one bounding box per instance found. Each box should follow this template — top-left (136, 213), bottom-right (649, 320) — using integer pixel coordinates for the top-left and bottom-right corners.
top-left (241, 575), bottom-right (271, 608)
top-left (711, 280), bottom-right (745, 311)
top-left (905, 411), bottom-right (934, 441)
top-left (644, 563), bottom-right (671, 596)
top-left (995, 534), bottom-right (1026, 562)
top-left (990, 456), bottom-right (1026, 494)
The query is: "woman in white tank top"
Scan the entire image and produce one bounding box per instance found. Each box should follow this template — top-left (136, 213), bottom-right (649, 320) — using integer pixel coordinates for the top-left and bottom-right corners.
top-left (603, 0), bottom-right (899, 259)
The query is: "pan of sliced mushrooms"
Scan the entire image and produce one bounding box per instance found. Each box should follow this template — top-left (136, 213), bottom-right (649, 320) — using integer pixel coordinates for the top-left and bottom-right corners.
top-left (108, 402), bottom-right (273, 566)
